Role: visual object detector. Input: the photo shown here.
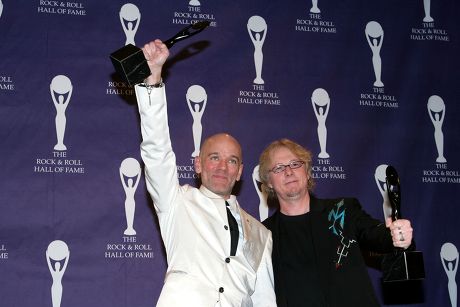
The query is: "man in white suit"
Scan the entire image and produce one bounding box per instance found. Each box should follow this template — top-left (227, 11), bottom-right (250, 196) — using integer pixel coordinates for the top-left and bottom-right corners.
top-left (134, 39), bottom-right (277, 307)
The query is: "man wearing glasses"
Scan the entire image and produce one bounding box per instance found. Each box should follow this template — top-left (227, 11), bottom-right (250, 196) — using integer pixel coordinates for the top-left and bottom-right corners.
top-left (258, 139), bottom-right (414, 307)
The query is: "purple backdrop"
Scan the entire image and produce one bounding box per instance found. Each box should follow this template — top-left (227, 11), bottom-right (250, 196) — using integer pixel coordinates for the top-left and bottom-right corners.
top-left (0, 0), bottom-right (459, 306)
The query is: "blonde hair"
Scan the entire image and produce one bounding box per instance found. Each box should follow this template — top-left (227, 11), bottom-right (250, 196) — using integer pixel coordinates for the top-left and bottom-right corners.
top-left (258, 139), bottom-right (315, 198)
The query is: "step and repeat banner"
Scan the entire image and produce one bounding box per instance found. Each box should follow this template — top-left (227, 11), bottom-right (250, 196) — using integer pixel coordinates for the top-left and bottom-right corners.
top-left (0, 0), bottom-right (459, 306)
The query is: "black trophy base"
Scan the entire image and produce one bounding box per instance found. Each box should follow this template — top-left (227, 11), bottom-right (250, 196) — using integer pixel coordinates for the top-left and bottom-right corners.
top-left (382, 250), bottom-right (425, 282)
top-left (110, 44), bottom-right (150, 86)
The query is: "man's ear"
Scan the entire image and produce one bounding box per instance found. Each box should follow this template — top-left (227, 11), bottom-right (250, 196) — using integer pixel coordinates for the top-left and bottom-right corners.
top-left (266, 178), bottom-right (273, 189)
top-left (194, 156), bottom-right (202, 174)
top-left (236, 163), bottom-right (244, 181)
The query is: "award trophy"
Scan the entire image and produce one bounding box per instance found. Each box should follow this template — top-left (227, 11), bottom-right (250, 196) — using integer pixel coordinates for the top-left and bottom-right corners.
top-left (381, 165), bottom-right (425, 282)
top-left (110, 20), bottom-right (211, 85)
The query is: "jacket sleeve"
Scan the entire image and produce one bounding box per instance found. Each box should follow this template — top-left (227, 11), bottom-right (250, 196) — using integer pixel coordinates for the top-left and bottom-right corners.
top-left (134, 84), bottom-right (179, 214)
top-left (251, 231), bottom-right (278, 307)
top-left (348, 198), bottom-right (393, 253)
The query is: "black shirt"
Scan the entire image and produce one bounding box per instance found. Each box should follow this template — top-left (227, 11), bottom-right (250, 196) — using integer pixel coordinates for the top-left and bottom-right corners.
top-left (279, 212), bottom-right (326, 307)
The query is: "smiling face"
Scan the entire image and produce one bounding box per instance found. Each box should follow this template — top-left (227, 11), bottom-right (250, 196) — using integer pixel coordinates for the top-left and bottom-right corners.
top-left (194, 133), bottom-right (243, 199)
top-left (267, 146), bottom-right (310, 203)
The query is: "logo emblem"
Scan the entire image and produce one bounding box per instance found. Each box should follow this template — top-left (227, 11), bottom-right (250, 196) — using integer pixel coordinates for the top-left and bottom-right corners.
top-left (46, 240), bottom-right (70, 307)
top-left (311, 88), bottom-right (330, 159)
top-left (365, 21), bottom-right (384, 87)
top-left (120, 157), bottom-right (141, 236)
top-left (120, 3), bottom-right (140, 45)
top-left (186, 85), bottom-right (207, 157)
top-left (50, 75), bottom-right (73, 151)
top-left (427, 95), bottom-right (447, 163)
top-left (440, 242), bottom-right (458, 307)
top-left (247, 16), bottom-right (267, 84)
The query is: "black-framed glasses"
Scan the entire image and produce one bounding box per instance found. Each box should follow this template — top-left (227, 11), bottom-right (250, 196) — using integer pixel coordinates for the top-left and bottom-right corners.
top-left (269, 160), bottom-right (305, 174)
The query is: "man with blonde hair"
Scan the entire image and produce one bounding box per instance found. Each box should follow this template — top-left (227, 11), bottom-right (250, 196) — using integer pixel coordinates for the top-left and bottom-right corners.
top-left (259, 138), bottom-right (414, 307)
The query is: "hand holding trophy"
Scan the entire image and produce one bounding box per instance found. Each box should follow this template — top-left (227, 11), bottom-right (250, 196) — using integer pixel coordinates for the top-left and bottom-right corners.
top-left (382, 166), bottom-right (425, 282)
top-left (110, 21), bottom-right (210, 85)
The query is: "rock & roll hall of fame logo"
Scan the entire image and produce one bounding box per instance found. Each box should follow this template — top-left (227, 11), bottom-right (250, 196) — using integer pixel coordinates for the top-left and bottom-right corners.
top-left (440, 242), bottom-right (458, 307)
top-left (411, 1), bottom-right (449, 42)
top-left (294, 1), bottom-right (337, 34)
top-left (50, 75), bottom-right (73, 151)
top-left (174, 85), bottom-right (205, 180)
top-left (365, 21), bottom-right (384, 88)
top-left (186, 85), bottom-right (207, 158)
top-left (427, 95), bottom-right (447, 163)
top-left (359, 21), bottom-right (398, 109)
top-left (34, 75), bottom-right (84, 175)
top-left (120, 157), bottom-right (141, 236)
top-left (172, 1), bottom-right (217, 28)
top-left (46, 240), bottom-right (70, 307)
top-left (237, 16), bottom-right (281, 107)
top-left (422, 96), bottom-right (459, 184)
top-left (309, 88), bottom-right (347, 181)
top-left (119, 3), bottom-right (140, 46)
top-left (247, 15), bottom-right (267, 85)
top-left (311, 88), bottom-right (330, 159)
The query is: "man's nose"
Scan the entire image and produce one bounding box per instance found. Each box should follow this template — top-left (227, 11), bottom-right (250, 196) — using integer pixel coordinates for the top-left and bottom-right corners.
top-left (283, 166), bottom-right (293, 175)
top-left (217, 159), bottom-right (228, 170)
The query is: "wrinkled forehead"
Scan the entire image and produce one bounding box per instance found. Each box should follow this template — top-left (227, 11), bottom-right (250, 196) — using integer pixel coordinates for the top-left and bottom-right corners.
top-left (201, 134), bottom-right (242, 160)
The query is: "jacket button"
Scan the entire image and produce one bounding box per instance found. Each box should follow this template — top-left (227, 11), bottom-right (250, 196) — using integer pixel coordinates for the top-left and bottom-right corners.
top-left (225, 257), bottom-right (230, 263)
top-left (224, 225), bottom-right (229, 230)
top-left (219, 287), bottom-right (224, 293)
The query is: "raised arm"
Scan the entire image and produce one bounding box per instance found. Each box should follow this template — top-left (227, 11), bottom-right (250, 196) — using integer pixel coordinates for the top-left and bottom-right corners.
top-left (135, 40), bottom-right (180, 214)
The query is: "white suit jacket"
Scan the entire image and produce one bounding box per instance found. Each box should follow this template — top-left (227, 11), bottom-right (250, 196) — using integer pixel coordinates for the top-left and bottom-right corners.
top-left (135, 84), bottom-right (277, 307)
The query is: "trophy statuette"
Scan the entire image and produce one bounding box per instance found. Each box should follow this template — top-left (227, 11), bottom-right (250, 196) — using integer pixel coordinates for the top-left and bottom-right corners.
top-left (382, 165), bottom-right (425, 282)
top-left (110, 20), bottom-right (211, 85)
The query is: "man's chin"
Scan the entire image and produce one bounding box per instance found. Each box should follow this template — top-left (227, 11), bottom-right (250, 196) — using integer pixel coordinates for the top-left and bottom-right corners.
top-left (286, 191), bottom-right (302, 199)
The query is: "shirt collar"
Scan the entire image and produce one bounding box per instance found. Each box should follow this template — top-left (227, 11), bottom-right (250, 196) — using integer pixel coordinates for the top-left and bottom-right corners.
top-left (199, 185), bottom-right (237, 206)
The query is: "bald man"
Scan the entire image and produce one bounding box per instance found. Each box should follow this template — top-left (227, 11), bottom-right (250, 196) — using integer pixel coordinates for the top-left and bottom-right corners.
top-left (134, 39), bottom-right (276, 307)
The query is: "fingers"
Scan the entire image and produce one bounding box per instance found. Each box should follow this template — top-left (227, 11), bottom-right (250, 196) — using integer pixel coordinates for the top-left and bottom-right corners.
top-left (385, 217), bottom-right (392, 227)
top-left (388, 219), bottom-right (411, 230)
top-left (140, 40), bottom-right (169, 84)
top-left (142, 40), bottom-right (169, 61)
top-left (389, 219), bottom-right (413, 249)
top-left (142, 43), bottom-right (151, 60)
top-left (142, 41), bottom-right (156, 60)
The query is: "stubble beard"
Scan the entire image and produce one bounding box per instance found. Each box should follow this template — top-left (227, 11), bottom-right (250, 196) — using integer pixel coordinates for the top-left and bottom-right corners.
top-left (285, 189), bottom-right (302, 199)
